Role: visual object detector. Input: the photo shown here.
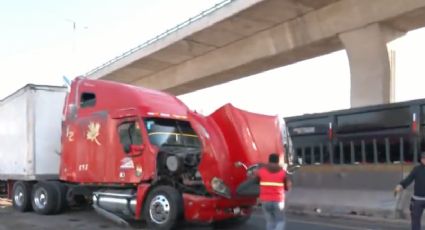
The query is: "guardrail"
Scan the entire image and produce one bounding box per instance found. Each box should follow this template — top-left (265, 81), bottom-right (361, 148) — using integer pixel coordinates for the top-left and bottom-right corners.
top-left (85, 0), bottom-right (235, 77)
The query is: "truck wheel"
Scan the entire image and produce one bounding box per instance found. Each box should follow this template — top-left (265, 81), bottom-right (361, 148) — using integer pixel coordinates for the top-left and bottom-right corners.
top-left (51, 181), bottom-right (68, 213)
top-left (12, 181), bottom-right (32, 212)
top-left (31, 182), bottom-right (59, 215)
top-left (144, 186), bottom-right (183, 230)
top-left (213, 215), bottom-right (250, 229)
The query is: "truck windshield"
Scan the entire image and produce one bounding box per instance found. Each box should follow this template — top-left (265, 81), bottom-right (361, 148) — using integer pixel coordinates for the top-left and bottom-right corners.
top-left (144, 118), bottom-right (201, 148)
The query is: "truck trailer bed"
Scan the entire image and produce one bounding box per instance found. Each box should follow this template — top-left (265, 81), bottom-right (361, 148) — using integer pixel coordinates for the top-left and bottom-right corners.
top-left (0, 85), bottom-right (67, 181)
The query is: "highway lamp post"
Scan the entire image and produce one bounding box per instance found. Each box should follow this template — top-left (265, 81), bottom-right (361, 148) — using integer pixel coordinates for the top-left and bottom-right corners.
top-left (65, 19), bottom-right (88, 77)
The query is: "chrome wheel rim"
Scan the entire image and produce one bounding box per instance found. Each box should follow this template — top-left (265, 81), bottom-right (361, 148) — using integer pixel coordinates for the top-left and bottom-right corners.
top-left (149, 195), bottom-right (170, 224)
top-left (14, 186), bottom-right (24, 207)
top-left (34, 187), bottom-right (48, 210)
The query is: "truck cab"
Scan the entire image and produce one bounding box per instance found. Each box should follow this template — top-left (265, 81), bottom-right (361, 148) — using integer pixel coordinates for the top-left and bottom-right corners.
top-left (60, 77), bottom-right (194, 185)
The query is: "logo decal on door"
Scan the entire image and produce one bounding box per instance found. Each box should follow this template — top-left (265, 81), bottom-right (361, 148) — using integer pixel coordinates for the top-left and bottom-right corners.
top-left (86, 122), bottom-right (101, 145)
top-left (120, 157), bottom-right (135, 169)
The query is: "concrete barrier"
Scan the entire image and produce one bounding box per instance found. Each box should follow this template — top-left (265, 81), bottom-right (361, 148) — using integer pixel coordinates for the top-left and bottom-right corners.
top-left (286, 164), bottom-right (414, 219)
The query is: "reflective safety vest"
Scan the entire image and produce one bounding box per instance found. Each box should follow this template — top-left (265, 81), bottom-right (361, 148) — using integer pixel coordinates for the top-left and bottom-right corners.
top-left (257, 167), bottom-right (286, 202)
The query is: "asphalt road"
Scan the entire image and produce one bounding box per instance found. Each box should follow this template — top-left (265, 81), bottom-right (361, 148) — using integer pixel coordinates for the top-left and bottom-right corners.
top-left (0, 198), bottom-right (413, 230)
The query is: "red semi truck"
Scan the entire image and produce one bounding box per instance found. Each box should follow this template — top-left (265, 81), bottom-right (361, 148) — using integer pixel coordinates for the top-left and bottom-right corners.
top-left (0, 77), bottom-right (285, 229)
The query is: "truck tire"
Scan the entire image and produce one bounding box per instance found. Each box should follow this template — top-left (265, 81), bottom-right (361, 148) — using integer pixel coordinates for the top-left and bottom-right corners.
top-left (12, 181), bottom-right (32, 212)
top-left (144, 186), bottom-right (183, 230)
top-left (31, 182), bottom-right (59, 215)
top-left (51, 181), bottom-right (68, 213)
top-left (213, 215), bottom-right (250, 229)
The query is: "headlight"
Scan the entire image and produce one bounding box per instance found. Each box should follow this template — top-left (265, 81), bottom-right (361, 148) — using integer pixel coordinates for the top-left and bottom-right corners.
top-left (211, 177), bottom-right (231, 198)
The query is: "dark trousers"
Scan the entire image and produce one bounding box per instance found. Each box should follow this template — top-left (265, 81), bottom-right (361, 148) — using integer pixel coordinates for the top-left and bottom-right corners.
top-left (410, 199), bottom-right (425, 230)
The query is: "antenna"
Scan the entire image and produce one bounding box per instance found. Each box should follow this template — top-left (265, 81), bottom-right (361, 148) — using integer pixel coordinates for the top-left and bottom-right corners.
top-left (63, 76), bottom-right (71, 87)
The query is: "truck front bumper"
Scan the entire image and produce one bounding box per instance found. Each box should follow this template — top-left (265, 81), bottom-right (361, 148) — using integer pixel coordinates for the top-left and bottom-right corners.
top-left (183, 193), bottom-right (256, 223)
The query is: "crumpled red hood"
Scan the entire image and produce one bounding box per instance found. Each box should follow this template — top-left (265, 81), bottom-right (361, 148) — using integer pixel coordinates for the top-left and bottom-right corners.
top-left (189, 104), bottom-right (284, 197)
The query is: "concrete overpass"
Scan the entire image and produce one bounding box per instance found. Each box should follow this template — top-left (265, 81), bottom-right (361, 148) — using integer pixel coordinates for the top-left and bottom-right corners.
top-left (86, 0), bottom-right (425, 107)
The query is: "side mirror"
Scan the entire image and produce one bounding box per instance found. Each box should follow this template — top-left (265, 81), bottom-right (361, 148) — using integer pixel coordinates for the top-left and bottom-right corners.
top-left (124, 144), bottom-right (144, 156)
top-left (296, 157), bottom-right (303, 165)
top-left (130, 144), bottom-right (144, 152)
top-left (234, 161), bottom-right (248, 170)
top-left (287, 164), bottom-right (301, 174)
top-left (287, 157), bottom-right (302, 174)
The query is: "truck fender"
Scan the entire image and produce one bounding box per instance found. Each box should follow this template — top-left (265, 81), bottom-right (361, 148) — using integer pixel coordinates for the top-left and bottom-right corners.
top-left (134, 184), bottom-right (150, 220)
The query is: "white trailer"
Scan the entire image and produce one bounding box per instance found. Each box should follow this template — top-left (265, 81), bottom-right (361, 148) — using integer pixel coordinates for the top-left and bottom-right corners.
top-left (0, 85), bottom-right (67, 181)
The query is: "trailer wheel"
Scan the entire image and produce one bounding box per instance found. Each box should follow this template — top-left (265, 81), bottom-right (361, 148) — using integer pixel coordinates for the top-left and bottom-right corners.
top-left (31, 182), bottom-right (59, 215)
top-left (144, 186), bottom-right (183, 230)
top-left (12, 181), bottom-right (32, 212)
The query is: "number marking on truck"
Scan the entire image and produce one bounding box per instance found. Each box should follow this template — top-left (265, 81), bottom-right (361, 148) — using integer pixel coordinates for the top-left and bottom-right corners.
top-left (66, 126), bottom-right (74, 142)
top-left (78, 164), bottom-right (89, 171)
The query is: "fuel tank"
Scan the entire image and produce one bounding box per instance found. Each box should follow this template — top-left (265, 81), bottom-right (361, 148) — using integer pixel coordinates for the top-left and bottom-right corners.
top-left (92, 189), bottom-right (136, 216)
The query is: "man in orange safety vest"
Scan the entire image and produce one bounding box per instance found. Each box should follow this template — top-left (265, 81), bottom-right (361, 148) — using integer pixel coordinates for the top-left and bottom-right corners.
top-left (254, 153), bottom-right (291, 230)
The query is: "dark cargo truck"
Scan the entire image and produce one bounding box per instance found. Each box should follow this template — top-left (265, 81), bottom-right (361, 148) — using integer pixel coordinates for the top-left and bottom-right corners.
top-left (284, 99), bottom-right (425, 166)
top-left (282, 99), bottom-right (425, 219)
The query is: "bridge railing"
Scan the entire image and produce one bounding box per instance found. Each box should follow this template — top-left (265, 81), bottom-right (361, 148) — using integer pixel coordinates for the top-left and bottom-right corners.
top-left (85, 0), bottom-right (234, 77)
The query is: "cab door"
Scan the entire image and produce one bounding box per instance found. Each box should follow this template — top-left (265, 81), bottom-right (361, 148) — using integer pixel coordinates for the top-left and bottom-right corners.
top-left (106, 117), bottom-right (146, 183)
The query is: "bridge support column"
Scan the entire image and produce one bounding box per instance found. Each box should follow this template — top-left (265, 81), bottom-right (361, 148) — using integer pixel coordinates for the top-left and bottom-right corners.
top-left (339, 23), bottom-right (404, 107)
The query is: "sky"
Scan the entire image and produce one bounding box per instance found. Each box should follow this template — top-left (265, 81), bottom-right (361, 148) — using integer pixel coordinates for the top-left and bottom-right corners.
top-left (0, 0), bottom-right (223, 94)
top-left (1, 0), bottom-right (425, 118)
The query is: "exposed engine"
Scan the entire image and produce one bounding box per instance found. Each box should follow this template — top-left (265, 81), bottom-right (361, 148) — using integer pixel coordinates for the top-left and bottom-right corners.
top-left (157, 147), bottom-right (205, 192)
